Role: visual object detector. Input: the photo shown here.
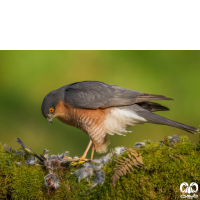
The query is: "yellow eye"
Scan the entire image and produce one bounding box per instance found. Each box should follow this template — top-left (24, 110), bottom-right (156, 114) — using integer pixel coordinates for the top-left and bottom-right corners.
top-left (49, 107), bottom-right (54, 113)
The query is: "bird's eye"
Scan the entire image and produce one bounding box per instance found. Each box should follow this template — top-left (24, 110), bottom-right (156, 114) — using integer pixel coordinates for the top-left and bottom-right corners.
top-left (49, 107), bottom-right (54, 113)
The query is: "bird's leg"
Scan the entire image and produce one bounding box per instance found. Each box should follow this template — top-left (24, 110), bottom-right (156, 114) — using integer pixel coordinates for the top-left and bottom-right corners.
top-left (90, 144), bottom-right (95, 160)
top-left (80, 139), bottom-right (92, 160)
top-left (73, 139), bottom-right (92, 162)
top-left (65, 140), bottom-right (94, 165)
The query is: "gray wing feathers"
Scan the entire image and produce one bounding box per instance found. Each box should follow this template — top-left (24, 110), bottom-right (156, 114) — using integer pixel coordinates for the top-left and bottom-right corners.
top-left (64, 81), bottom-right (141, 109)
top-left (136, 93), bottom-right (173, 103)
top-left (64, 81), bottom-right (172, 109)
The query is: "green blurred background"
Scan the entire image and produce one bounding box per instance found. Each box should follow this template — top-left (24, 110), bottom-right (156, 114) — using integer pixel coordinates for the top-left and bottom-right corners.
top-left (0, 51), bottom-right (199, 158)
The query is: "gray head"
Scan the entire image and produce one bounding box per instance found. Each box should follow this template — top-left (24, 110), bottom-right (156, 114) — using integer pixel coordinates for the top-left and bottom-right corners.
top-left (41, 90), bottom-right (62, 123)
top-left (41, 90), bottom-right (59, 122)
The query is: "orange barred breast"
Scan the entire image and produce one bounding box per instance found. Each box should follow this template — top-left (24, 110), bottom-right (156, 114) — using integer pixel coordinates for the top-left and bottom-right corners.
top-left (54, 101), bottom-right (111, 151)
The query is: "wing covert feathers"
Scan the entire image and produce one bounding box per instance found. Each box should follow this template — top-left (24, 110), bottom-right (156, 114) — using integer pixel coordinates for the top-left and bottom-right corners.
top-left (64, 81), bottom-right (173, 109)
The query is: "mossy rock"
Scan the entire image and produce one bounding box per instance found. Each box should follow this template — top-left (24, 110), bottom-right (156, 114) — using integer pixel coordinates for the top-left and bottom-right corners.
top-left (0, 135), bottom-right (200, 200)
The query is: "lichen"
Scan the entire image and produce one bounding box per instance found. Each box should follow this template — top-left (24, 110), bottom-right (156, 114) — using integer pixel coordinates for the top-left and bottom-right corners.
top-left (0, 135), bottom-right (200, 199)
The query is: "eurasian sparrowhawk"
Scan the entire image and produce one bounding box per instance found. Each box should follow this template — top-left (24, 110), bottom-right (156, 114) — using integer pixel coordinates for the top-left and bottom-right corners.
top-left (41, 81), bottom-right (199, 160)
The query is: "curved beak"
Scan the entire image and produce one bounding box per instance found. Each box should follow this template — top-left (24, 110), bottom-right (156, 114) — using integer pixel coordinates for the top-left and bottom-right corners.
top-left (48, 118), bottom-right (53, 124)
top-left (47, 115), bottom-right (53, 124)
top-left (47, 113), bottom-right (54, 124)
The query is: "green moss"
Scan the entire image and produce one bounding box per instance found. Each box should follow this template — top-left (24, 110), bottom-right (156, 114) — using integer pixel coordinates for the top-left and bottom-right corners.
top-left (10, 165), bottom-right (47, 200)
top-left (0, 135), bottom-right (200, 199)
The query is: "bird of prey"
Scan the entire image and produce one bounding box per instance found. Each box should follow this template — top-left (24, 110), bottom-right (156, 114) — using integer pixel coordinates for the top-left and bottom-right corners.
top-left (41, 81), bottom-right (199, 161)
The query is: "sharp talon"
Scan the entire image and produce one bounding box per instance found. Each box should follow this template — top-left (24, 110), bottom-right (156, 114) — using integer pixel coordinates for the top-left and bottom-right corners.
top-left (79, 157), bottom-right (90, 162)
top-left (69, 157), bottom-right (91, 166)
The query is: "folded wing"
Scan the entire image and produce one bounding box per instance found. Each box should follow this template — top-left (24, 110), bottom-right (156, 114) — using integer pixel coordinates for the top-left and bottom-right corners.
top-left (64, 81), bottom-right (173, 109)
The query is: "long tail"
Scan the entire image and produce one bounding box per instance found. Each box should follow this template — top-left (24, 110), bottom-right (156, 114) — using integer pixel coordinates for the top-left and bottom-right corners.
top-left (132, 105), bottom-right (199, 134)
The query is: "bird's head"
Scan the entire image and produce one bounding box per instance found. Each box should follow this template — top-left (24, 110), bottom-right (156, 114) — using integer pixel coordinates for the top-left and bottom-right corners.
top-left (41, 90), bottom-right (60, 124)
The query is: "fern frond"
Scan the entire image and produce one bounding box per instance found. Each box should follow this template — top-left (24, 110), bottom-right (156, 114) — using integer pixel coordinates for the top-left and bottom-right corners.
top-left (111, 148), bottom-right (143, 187)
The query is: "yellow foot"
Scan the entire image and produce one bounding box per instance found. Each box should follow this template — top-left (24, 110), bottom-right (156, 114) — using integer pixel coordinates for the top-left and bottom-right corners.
top-left (69, 157), bottom-right (91, 166)
top-left (74, 156), bottom-right (90, 162)
top-left (64, 156), bottom-right (90, 161)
